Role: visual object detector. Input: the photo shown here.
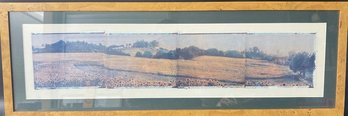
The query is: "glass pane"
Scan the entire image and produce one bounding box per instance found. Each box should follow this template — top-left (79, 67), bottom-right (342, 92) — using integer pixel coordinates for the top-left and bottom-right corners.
top-left (9, 11), bottom-right (338, 111)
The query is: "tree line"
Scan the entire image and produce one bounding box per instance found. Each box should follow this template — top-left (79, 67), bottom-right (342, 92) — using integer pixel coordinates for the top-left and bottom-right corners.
top-left (136, 46), bottom-right (271, 61)
top-left (34, 40), bottom-right (274, 61)
top-left (33, 40), bottom-right (130, 56)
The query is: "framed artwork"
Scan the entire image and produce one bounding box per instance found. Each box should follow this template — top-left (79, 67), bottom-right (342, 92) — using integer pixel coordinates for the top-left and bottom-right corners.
top-left (0, 2), bottom-right (347, 116)
top-left (23, 23), bottom-right (326, 99)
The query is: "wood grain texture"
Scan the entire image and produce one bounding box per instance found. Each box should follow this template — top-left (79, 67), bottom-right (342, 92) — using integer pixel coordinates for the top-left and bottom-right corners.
top-left (0, 10), bottom-right (14, 116)
top-left (0, 2), bottom-right (347, 116)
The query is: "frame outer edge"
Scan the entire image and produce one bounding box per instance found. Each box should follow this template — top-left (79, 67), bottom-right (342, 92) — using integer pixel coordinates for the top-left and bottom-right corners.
top-left (0, 2), bottom-right (346, 116)
top-left (1, 10), bottom-right (14, 116)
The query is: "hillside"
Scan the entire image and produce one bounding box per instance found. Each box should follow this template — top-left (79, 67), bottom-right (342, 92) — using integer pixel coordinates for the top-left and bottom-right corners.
top-left (33, 53), bottom-right (291, 83)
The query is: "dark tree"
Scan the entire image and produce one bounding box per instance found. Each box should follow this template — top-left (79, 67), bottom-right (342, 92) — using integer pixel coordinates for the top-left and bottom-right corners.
top-left (180, 46), bottom-right (204, 60)
top-left (153, 49), bottom-right (178, 59)
top-left (132, 40), bottom-right (149, 48)
top-left (142, 51), bottom-right (153, 58)
top-left (245, 47), bottom-right (262, 59)
top-left (205, 48), bottom-right (224, 56)
top-left (307, 54), bottom-right (316, 73)
top-left (65, 41), bottom-right (106, 52)
top-left (245, 47), bottom-right (273, 61)
top-left (132, 40), bottom-right (159, 48)
top-left (225, 50), bottom-right (244, 58)
top-left (135, 51), bottom-right (143, 57)
top-left (289, 52), bottom-right (316, 78)
top-left (44, 40), bottom-right (66, 52)
top-left (150, 40), bottom-right (159, 48)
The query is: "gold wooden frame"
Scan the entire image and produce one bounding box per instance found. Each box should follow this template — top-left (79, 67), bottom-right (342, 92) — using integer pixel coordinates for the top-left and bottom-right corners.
top-left (0, 2), bottom-right (347, 116)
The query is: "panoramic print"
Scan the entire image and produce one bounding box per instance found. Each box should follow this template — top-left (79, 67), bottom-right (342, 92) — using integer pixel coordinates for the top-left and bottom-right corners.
top-left (23, 24), bottom-right (326, 99)
top-left (31, 33), bottom-right (316, 89)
